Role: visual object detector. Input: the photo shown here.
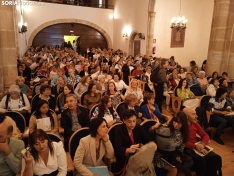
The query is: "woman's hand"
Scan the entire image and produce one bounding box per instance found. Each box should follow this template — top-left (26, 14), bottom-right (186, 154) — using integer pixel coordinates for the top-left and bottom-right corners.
top-left (221, 111), bottom-right (229, 115)
top-left (138, 112), bottom-right (142, 118)
top-left (149, 105), bottom-right (156, 111)
top-left (175, 156), bottom-right (182, 163)
top-left (24, 150), bottom-right (33, 164)
top-left (102, 135), bottom-right (109, 142)
top-left (126, 144), bottom-right (140, 154)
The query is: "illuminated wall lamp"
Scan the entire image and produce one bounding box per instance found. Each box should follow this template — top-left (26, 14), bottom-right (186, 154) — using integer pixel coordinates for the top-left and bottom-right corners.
top-left (19, 23), bottom-right (27, 34)
top-left (123, 33), bottom-right (128, 38)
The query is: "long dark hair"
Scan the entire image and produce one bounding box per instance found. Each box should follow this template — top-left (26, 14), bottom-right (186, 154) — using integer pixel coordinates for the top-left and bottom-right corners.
top-left (106, 82), bottom-right (117, 96)
top-left (177, 78), bottom-right (188, 89)
top-left (97, 95), bottom-right (115, 119)
top-left (34, 100), bottom-right (54, 128)
top-left (60, 84), bottom-right (74, 105)
top-left (168, 111), bottom-right (189, 143)
top-left (29, 129), bottom-right (54, 162)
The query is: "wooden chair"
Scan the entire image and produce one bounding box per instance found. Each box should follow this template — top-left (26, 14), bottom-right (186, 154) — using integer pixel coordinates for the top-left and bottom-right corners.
top-left (55, 93), bottom-right (63, 113)
top-left (80, 91), bottom-right (89, 105)
top-left (116, 102), bottom-right (125, 116)
top-left (140, 120), bottom-right (156, 135)
top-left (128, 76), bottom-right (135, 84)
top-left (6, 111), bottom-right (26, 134)
top-left (171, 87), bottom-right (183, 113)
top-left (32, 83), bottom-right (40, 96)
top-left (68, 127), bottom-right (90, 160)
top-left (138, 80), bottom-right (146, 92)
top-left (89, 104), bottom-right (99, 119)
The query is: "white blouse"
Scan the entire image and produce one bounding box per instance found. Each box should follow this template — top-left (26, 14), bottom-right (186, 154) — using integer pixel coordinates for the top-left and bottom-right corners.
top-left (21, 141), bottom-right (67, 176)
top-left (111, 80), bottom-right (128, 91)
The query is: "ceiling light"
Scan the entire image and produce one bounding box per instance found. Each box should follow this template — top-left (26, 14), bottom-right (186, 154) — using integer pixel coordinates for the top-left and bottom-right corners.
top-left (70, 30), bottom-right (74, 32)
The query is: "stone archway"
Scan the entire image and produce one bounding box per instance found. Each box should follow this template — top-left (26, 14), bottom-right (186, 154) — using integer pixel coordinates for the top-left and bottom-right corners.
top-left (128, 30), bottom-right (139, 56)
top-left (28, 19), bottom-right (112, 48)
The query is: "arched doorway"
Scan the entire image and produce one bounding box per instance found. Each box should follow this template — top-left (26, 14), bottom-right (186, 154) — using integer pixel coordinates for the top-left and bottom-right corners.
top-left (128, 30), bottom-right (141, 56)
top-left (28, 19), bottom-right (112, 49)
top-left (32, 23), bottom-right (108, 52)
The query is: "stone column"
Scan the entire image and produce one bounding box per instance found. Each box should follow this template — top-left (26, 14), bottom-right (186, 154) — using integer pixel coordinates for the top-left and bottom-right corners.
top-left (206, 0), bottom-right (234, 78)
top-left (0, 5), bottom-right (18, 98)
top-left (146, 0), bottom-right (156, 56)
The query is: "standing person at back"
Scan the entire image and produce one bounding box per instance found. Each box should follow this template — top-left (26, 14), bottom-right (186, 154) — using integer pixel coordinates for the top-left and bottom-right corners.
top-left (150, 59), bottom-right (168, 112)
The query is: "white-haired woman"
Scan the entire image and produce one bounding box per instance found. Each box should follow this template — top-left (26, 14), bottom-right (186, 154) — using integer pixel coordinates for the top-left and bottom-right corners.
top-left (0, 85), bottom-right (31, 125)
top-left (197, 71), bottom-right (208, 94)
top-left (125, 79), bottom-right (144, 105)
top-left (0, 85), bottom-right (31, 113)
top-left (15, 76), bottom-right (32, 97)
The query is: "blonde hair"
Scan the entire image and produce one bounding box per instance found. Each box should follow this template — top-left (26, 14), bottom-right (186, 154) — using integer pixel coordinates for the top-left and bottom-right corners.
top-left (15, 76), bottom-right (25, 83)
top-left (128, 79), bottom-right (141, 92)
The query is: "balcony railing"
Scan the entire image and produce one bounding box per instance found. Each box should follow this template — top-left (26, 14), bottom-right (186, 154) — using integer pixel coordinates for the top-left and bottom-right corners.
top-left (29, 0), bottom-right (114, 9)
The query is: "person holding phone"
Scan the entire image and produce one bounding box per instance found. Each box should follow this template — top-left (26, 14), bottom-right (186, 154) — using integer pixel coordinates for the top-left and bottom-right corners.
top-left (150, 111), bottom-right (191, 176)
top-left (22, 129), bottom-right (67, 176)
top-left (114, 109), bottom-right (152, 174)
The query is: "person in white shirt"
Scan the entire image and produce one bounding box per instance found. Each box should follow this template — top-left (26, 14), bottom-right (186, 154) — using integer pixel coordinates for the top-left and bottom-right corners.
top-left (111, 72), bottom-right (128, 91)
top-left (0, 85), bottom-right (31, 113)
top-left (22, 129), bottom-right (67, 176)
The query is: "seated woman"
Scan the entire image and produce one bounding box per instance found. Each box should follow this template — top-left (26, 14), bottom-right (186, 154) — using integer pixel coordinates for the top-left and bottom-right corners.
top-left (163, 83), bottom-right (172, 112)
top-left (140, 92), bottom-right (163, 122)
top-left (74, 118), bottom-right (114, 176)
top-left (142, 66), bottom-right (154, 92)
top-left (96, 74), bottom-right (107, 94)
top-left (83, 82), bottom-right (101, 110)
top-left (131, 63), bottom-right (144, 79)
top-left (208, 87), bottom-right (234, 145)
top-left (111, 72), bottom-right (128, 91)
top-left (185, 72), bottom-right (199, 87)
top-left (31, 85), bottom-right (56, 113)
top-left (34, 78), bottom-right (49, 95)
top-left (176, 79), bottom-right (200, 109)
top-left (197, 71), bottom-right (208, 94)
top-left (208, 71), bottom-right (219, 82)
top-left (67, 69), bottom-right (81, 86)
top-left (125, 79), bottom-right (144, 105)
top-left (52, 76), bottom-right (66, 98)
top-left (74, 75), bottom-right (90, 99)
top-left (191, 66), bottom-right (199, 78)
top-left (58, 84), bottom-right (74, 112)
top-left (106, 82), bottom-right (124, 109)
top-left (118, 93), bottom-right (143, 124)
top-left (178, 67), bottom-right (187, 79)
top-left (114, 109), bottom-right (152, 173)
top-left (22, 129), bottom-right (67, 176)
top-left (219, 78), bottom-right (230, 91)
top-left (91, 95), bottom-right (120, 127)
top-left (206, 78), bottom-right (219, 97)
top-left (221, 72), bottom-right (230, 82)
top-left (15, 76), bottom-right (32, 97)
top-left (150, 111), bottom-right (191, 176)
top-left (51, 68), bottom-right (67, 86)
top-left (0, 85), bottom-right (31, 124)
top-left (29, 100), bottom-right (59, 136)
top-left (170, 73), bottom-right (180, 90)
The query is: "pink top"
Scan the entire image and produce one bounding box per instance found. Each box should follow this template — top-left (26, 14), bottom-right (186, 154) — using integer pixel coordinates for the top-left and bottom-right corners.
top-left (185, 122), bottom-right (210, 149)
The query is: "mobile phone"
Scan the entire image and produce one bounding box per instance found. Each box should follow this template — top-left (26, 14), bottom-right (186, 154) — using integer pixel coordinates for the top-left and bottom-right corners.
top-left (161, 158), bottom-right (176, 168)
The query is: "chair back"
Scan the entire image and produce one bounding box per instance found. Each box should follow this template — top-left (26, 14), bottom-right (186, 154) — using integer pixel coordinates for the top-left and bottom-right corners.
top-left (32, 83), bottom-right (40, 96)
top-left (116, 102), bottom-right (125, 115)
top-left (140, 101), bottom-right (146, 107)
top-left (56, 93), bottom-right (64, 113)
top-left (140, 120), bottom-right (156, 135)
top-left (80, 91), bottom-right (89, 105)
top-left (31, 94), bottom-right (39, 105)
top-left (199, 95), bottom-right (211, 108)
top-left (174, 86), bottom-right (179, 97)
top-left (108, 123), bottom-right (122, 148)
top-left (73, 82), bottom-right (79, 90)
top-left (89, 104), bottom-right (99, 119)
top-left (6, 111), bottom-right (26, 133)
top-left (47, 133), bottom-right (61, 142)
top-left (69, 127), bottom-right (90, 160)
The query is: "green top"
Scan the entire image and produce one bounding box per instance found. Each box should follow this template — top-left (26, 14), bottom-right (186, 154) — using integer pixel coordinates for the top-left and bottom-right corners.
top-left (176, 88), bottom-right (195, 99)
top-left (0, 138), bottom-right (25, 176)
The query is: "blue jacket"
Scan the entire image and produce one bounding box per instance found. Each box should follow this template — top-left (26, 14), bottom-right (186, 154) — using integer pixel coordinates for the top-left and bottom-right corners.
top-left (140, 104), bottom-right (162, 121)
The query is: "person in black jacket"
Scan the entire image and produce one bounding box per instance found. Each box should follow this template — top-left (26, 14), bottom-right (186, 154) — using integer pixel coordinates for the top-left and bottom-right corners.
top-left (122, 59), bottom-right (131, 85)
top-left (31, 85), bottom-right (56, 113)
top-left (79, 65), bottom-right (90, 78)
top-left (151, 59), bottom-right (169, 112)
top-left (60, 94), bottom-right (90, 151)
top-left (118, 93), bottom-right (143, 124)
top-left (113, 109), bottom-right (151, 174)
